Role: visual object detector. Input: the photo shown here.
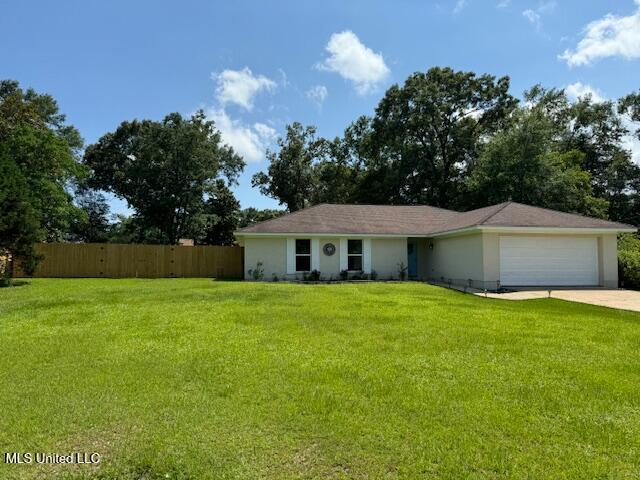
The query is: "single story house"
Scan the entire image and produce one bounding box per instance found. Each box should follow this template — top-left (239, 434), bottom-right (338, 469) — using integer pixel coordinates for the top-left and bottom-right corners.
top-left (235, 202), bottom-right (636, 288)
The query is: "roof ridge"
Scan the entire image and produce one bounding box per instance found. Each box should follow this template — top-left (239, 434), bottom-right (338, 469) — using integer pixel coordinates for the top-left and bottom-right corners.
top-left (475, 201), bottom-right (513, 226)
top-left (321, 202), bottom-right (459, 213)
top-left (496, 201), bottom-right (636, 228)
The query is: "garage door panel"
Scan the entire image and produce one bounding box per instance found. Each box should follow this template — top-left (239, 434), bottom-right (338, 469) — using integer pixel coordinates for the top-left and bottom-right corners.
top-left (500, 236), bottom-right (598, 286)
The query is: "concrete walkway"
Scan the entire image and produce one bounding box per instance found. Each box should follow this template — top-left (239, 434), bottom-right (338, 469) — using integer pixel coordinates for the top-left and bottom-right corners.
top-left (477, 288), bottom-right (640, 313)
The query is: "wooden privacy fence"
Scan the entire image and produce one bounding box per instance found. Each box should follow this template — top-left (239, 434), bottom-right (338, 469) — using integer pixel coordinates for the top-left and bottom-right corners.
top-left (14, 243), bottom-right (244, 279)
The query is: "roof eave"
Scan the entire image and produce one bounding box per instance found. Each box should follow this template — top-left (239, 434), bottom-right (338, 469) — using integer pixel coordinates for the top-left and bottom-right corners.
top-left (234, 231), bottom-right (433, 238)
top-left (430, 225), bottom-right (637, 237)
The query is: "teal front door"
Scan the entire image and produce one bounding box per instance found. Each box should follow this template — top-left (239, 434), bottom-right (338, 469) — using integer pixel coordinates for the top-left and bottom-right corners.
top-left (407, 240), bottom-right (418, 278)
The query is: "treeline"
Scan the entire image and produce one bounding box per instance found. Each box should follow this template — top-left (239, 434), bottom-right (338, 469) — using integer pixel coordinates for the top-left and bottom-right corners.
top-left (1, 68), bottom-right (640, 283)
top-left (253, 70), bottom-right (640, 225)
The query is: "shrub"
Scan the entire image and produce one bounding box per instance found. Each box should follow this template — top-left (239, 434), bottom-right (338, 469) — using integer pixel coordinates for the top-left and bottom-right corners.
top-left (272, 274), bottom-right (279, 282)
top-left (397, 262), bottom-right (408, 281)
top-left (248, 261), bottom-right (264, 281)
top-left (339, 269), bottom-right (349, 281)
top-left (304, 270), bottom-right (321, 281)
top-left (619, 234), bottom-right (640, 289)
top-left (370, 270), bottom-right (378, 281)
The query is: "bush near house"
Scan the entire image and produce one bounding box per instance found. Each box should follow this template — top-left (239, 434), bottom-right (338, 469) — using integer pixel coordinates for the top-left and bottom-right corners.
top-left (619, 233), bottom-right (640, 289)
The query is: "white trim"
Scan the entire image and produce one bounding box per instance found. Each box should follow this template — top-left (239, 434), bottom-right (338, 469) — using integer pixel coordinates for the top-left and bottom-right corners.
top-left (429, 226), bottom-right (636, 238)
top-left (363, 238), bottom-right (371, 274)
top-left (479, 226), bottom-right (636, 234)
top-left (286, 238), bottom-right (295, 274)
top-left (311, 238), bottom-right (320, 271)
top-left (339, 238), bottom-right (348, 271)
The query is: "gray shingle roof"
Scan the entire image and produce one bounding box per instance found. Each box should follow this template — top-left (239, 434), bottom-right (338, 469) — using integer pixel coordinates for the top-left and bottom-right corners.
top-left (236, 202), bottom-right (636, 236)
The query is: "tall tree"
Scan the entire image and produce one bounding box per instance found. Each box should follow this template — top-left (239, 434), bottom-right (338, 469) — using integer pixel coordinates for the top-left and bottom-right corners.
top-left (67, 190), bottom-right (111, 243)
top-left (563, 95), bottom-right (633, 198)
top-left (251, 123), bottom-right (323, 212)
top-left (617, 90), bottom-right (640, 225)
top-left (466, 105), bottom-right (607, 217)
top-left (357, 67), bottom-right (517, 207)
top-left (619, 90), bottom-right (640, 138)
top-left (525, 86), bottom-right (639, 223)
top-left (310, 117), bottom-right (370, 205)
top-left (84, 111), bottom-right (244, 244)
top-left (0, 80), bottom-right (83, 279)
top-left (197, 180), bottom-right (240, 246)
top-left (464, 85), bottom-right (639, 222)
top-left (0, 149), bottom-right (42, 282)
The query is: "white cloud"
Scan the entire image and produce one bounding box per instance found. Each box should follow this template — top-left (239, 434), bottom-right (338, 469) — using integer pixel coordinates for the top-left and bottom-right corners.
top-left (560, 1), bottom-right (640, 66)
top-left (277, 68), bottom-right (290, 88)
top-left (306, 85), bottom-right (328, 106)
top-left (206, 108), bottom-right (275, 163)
top-left (253, 122), bottom-right (277, 142)
top-left (497, 0), bottom-right (511, 8)
top-left (523, 9), bottom-right (541, 26)
top-left (316, 30), bottom-right (390, 95)
top-left (522, 1), bottom-right (556, 30)
top-left (565, 82), bottom-right (606, 103)
top-left (213, 67), bottom-right (276, 110)
top-left (453, 0), bottom-right (467, 14)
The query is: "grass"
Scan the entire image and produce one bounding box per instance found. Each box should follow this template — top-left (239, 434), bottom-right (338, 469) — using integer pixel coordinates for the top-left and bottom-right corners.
top-left (1, 279), bottom-right (639, 479)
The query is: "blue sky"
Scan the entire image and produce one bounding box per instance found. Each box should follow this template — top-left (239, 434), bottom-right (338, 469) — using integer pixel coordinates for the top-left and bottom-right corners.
top-left (2, 0), bottom-right (639, 215)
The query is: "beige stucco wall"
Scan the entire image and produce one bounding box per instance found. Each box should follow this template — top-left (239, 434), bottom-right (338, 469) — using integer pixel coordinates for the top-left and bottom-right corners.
top-left (243, 237), bottom-right (286, 280)
top-left (243, 236), bottom-right (408, 280)
top-left (371, 238), bottom-right (407, 279)
top-left (319, 238), bottom-right (341, 279)
top-left (599, 234), bottom-right (619, 288)
top-left (481, 233), bottom-right (500, 284)
top-left (243, 232), bottom-right (619, 286)
top-left (425, 233), bottom-right (485, 284)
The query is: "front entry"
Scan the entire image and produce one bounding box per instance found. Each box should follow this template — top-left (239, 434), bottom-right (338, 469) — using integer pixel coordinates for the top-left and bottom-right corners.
top-left (407, 239), bottom-right (418, 278)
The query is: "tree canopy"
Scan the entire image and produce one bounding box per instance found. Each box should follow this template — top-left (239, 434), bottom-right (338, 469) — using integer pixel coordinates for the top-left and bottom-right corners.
top-left (255, 68), bottom-right (639, 230)
top-left (360, 67), bottom-right (517, 207)
top-left (251, 122), bottom-right (323, 212)
top-left (0, 80), bottom-right (84, 280)
top-left (465, 91), bottom-right (609, 218)
top-left (84, 111), bottom-right (244, 244)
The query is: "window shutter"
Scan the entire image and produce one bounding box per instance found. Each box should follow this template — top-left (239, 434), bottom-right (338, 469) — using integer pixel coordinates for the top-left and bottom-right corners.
top-left (311, 238), bottom-right (320, 271)
top-left (339, 238), bottom-right (348, 272)
top-left (286, 238), bottom-right (295, 274)
top-left (363, 238), bottom-right (372, 273)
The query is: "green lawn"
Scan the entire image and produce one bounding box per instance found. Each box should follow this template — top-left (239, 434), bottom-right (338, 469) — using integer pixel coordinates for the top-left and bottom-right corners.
top-left (1, 279), bottom-right (639, 479)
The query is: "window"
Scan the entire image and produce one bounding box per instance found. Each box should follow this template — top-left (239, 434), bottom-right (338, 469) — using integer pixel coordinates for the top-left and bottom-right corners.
top-left (347, 239), bottom-right (363, 271)
top-left (295, 239), bottom-right (311, 272)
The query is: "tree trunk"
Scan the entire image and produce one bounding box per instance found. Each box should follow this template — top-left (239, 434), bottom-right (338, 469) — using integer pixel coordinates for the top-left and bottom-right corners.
top-left (0, 249), bottom-right (13, 287)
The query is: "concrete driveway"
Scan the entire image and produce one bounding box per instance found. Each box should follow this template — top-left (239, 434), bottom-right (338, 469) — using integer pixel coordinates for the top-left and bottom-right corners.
top-left (478, 288), bottom-right (640, 312)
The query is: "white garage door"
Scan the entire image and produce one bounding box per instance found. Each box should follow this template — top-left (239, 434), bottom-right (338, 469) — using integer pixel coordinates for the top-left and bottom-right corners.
top-left (500, 236), bottom-right (599, 286)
